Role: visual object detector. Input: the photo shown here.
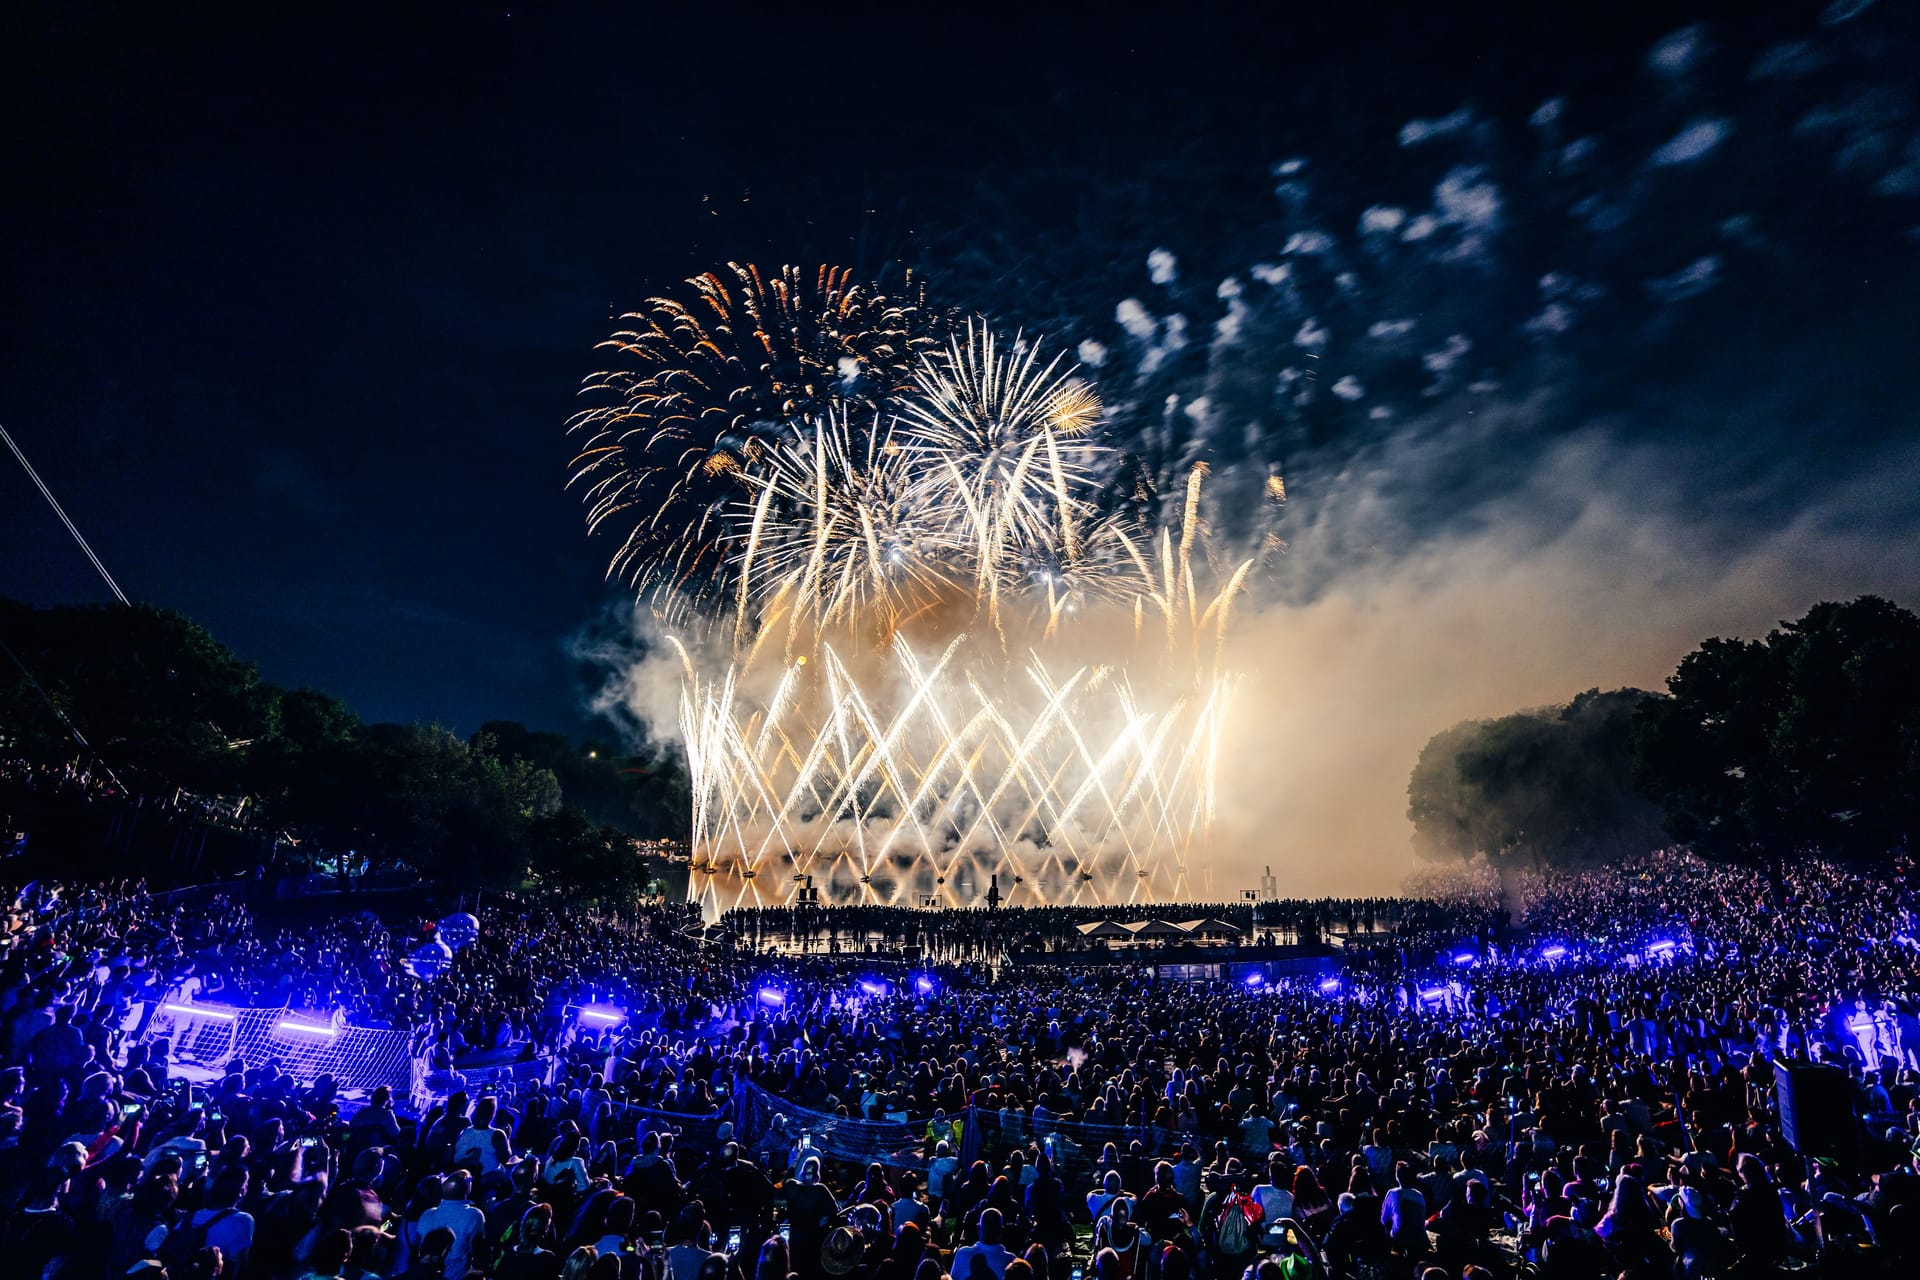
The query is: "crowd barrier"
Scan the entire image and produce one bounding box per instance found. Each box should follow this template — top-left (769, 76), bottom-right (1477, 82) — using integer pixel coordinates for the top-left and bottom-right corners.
top-left (139, 1002), bottom-right (417, 1101)
top-left (136, 1006), bottom-right (1229, 1168)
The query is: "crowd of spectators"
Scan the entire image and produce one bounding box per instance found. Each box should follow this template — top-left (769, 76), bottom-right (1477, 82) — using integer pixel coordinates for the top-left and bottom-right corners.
top-left (2, 849), bottom-right (1919, 1280)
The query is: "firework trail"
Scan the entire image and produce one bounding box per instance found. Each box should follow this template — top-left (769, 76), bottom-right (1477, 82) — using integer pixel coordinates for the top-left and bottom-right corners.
top-left (572, 268), bottom-right (1278, 913)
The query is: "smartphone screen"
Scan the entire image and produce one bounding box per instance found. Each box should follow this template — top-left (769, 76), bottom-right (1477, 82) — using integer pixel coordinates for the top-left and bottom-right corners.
top-left (727, 1228), bottom-right (742, 1253)
top-left (779, 1225), bottom-right (790, 1243)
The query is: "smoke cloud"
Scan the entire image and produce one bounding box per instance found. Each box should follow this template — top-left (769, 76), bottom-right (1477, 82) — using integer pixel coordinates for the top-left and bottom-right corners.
top-left (1210, 426), bottom-right (1920, 895)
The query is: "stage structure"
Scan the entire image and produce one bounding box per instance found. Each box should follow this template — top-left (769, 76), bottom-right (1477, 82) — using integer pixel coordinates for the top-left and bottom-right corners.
top-left (568, 271), bottom-right (1276, 917)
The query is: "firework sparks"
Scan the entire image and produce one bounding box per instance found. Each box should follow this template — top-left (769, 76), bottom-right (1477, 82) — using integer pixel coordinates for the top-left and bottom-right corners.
top-left (571, 273), bottom-right (1264, 912)
top-left (567, 263), bottom-right (945, 601)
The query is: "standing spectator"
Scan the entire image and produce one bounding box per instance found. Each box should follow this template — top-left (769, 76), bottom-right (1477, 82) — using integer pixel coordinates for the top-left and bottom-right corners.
top-left (418, 1169), bottom-right (488, 1279)
top-left (1380, 1163), bottom-right (1427, 1258)
top-left (952, 1207), bottom-right (1014, 1280)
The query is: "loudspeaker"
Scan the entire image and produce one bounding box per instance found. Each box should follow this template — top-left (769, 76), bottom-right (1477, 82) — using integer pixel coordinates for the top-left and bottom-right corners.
top-left (1774, 1061), bottom-right (1859, 1166)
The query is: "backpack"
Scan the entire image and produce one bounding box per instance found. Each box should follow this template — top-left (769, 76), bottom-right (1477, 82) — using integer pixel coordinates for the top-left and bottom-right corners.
top-left (160, 1207), bottom-right (236, 1271)
top-left (1216, 1193), bottom-right (1261, 1256)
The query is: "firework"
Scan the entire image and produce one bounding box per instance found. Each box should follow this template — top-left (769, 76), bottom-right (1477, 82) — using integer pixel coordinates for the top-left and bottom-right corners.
top-left (567, 263), bottom-right (945, 600)
top-left (728, 322), bottom-right (1132, 649)
top-left (572, 276), bottom-right (1265, 913)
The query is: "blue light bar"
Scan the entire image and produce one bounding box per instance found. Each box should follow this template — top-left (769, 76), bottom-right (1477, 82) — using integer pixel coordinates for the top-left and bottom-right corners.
top-left (163, 1003), bottom-right (237, 1021)
top-left (276, 1019), bottom-right (336, 1037)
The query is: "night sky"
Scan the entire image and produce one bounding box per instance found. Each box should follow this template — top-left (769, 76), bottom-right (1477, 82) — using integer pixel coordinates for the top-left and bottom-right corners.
top-left (6, 1), bottom-right (1918, 748)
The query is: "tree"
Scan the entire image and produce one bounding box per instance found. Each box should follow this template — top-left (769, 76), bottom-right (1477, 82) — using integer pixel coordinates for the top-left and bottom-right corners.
top-left (474, 719), bottom-right (687, 837)
top-left (0, 600), bottom-right (272, 791)
top-left (262, 722), bottom-right (561, 891)
top-left (1407, 720), bottom-right (1492, 863)
top-left (1408, 689), bottom-right (1668, 872)
top-left (523, 807), bottom-right (647, 904)
top-left (1634, 596), bottom-right (1920, 873)
top-left (245, 687), bottom-right (362, 817)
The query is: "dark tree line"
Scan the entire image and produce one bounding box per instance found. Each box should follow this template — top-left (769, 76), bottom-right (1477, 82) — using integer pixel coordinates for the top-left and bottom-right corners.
top-left (1409, 596), bottom-right (1920, 877)
top-left (1408, 688), bottom-right (1667, 872)
top-left (0, 598), bottom-right (687, 901)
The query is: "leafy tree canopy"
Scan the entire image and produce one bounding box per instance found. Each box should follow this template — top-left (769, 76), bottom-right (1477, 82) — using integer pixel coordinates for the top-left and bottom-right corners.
top-left (1409, 688), bottom-right (1667, 871)
top-left (1633, 595), bottom-right (1920, 871)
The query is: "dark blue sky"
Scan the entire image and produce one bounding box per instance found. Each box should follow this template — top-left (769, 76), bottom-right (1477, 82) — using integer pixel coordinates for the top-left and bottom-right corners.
top-left (5, 1), bottom-right (1917, 741)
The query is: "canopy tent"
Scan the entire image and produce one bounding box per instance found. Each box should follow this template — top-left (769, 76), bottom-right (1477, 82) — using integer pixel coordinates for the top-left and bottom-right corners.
top-left (1076, 920), bottom-right (1133, 939)
top-left (1124, 919), bottom-right (1190, 939)
top-left (1184, 917), bottom-right (1245, 938)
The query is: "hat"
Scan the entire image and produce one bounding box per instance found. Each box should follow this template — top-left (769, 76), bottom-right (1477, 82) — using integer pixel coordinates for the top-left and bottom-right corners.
top-left (821, 1226), bottom-right (864, 1276)
top-left (716, 1121), bottom-right (735, 1141)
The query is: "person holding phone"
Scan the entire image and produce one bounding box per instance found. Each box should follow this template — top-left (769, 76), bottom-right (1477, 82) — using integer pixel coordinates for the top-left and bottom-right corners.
top-left (787, 1155), bottom-right (835, 1279)
top-left (665, 1205), bottom-right (724, 1280)
top-left (589, 1197), bottom-right (648, 1280)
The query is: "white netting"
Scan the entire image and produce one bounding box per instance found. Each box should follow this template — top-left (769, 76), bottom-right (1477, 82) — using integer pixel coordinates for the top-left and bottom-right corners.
top-left (138, 1003), bottom-right (416, 1099)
